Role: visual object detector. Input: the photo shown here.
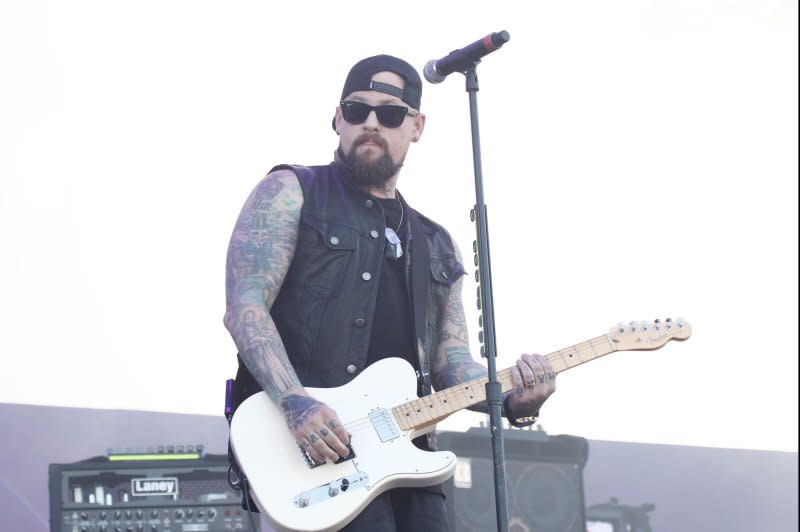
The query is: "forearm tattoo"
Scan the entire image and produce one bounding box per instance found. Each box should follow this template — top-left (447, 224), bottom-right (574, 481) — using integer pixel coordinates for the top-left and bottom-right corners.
top-left (280, 394), bottom-right (323, 432)
top-left (432, 278), bottom-right (487, 390)
top-left (434, 347), bottom-right (487, 389)
top-left (224, 172), bottom-right (303, 402)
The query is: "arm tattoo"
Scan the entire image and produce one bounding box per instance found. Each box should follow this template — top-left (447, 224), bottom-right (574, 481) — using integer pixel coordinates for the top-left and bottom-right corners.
top-left (224, 171), bottom-right (304, 402)
top-left (430, 262), bottom-right (493, 413)
top-left (431, 276), bottom-right (487, 390)
top-left (280, 394), bottom-right (324, 431)
top-left (433, 347), bottom-right (487, 389)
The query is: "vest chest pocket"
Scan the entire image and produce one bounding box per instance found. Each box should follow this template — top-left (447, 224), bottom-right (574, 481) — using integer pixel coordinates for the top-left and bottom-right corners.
top-left (430, 255), bottom-right (465, 287)
top-left (298, 222), bottom-right (359, 298)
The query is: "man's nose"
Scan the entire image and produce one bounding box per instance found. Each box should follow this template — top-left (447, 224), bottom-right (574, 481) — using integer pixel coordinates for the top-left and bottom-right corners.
top-left (362, 109), bottom-right (381, 129)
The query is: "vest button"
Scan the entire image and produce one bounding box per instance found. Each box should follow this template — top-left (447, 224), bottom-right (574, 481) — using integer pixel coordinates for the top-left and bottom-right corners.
top-left (346, 364), bottom-right (358, 375)
top-left (364, 199), bottom-right (374, 208)
top-left (370, 229), bottom-right (379, 239)
top-left (354, 318), bottom-right (366, 328)
top-left (361, 272), bottom-right (372, 281)
top-left (329, 235), bottom-right (340, 246)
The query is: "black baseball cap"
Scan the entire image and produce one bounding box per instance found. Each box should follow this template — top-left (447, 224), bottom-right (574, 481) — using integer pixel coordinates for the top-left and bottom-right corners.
top-left (333, 54), bottom-right (422, 131)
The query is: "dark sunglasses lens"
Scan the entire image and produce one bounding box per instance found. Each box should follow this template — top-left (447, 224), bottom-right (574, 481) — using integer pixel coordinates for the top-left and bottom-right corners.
top-left (375, 107), bottom-right (407, 128)
top-left (341, 102), bottom-right (371, 124)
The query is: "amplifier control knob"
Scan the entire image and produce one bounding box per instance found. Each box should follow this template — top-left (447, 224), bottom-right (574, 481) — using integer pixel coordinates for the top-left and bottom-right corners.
top-left (136, 510), bottom-right (143, 519)
top-left (150, 510), bottom-right (159, 519)
top-left (197, 510), bottom-right (205, 518)
top-left (207, 509), bottom-right (216, 520)
top-left (175, 510), bottom-right (183, 519)
top-left (186, 509), bottom-right (193, 518)
top-left (114, 511), bottom-right (122, 520)
top-left (99, 511), bottom-right (107, 519)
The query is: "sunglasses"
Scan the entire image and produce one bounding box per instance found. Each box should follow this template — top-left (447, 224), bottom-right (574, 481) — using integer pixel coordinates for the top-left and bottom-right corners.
top-left (340, 100), bottom-right (419, 128)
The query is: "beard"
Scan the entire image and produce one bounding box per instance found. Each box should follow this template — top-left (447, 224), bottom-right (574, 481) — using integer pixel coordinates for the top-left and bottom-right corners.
top-left (340, 134), bottom-right (404, 189)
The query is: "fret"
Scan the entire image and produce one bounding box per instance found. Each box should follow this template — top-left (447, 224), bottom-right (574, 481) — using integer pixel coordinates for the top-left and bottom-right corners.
top-left (553, 350), bottom-right (570, 372)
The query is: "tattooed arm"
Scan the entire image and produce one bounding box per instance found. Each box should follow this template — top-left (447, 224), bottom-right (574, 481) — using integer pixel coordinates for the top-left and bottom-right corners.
top-left (224, 169), bottom-right (350, 463)
top-left (429, 246), bottom-right (555, 418)
top-left (429, 272), bottom-right (492, 414)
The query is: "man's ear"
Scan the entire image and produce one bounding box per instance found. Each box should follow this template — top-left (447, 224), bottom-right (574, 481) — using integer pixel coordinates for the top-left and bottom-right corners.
top-left (333, 106), bottom-right (342, 135)
top-left (412, 112), bottom-right (426, 142)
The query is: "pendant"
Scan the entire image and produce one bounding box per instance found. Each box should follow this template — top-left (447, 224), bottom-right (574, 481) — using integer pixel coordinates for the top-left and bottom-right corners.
top-left (384, 227), bottom-right (403, 259)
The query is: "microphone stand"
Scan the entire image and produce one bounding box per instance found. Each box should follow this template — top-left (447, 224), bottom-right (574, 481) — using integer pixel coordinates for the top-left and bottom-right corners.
top-left (463, 64), bottom-right (510, 532)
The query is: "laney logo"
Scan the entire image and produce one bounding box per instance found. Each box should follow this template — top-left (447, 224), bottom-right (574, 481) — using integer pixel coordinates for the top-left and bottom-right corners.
top-left (131, 477), bottom-right (179, 496)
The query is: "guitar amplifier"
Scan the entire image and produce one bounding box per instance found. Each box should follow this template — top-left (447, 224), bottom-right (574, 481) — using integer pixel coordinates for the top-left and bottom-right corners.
top-left (438, 427), bottom-right (589, 532)
top-left (48, 450), bottom-right (259, 532)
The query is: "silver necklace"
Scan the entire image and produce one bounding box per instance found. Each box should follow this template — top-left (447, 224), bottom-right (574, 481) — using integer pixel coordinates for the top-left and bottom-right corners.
top-left (385, 192), bottom-right (404, 259)
top-left (394, 192), bottom-right (404, 233)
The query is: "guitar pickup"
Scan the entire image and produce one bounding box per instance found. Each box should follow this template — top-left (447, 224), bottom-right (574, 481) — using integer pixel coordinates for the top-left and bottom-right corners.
top-left (300, 443), bottom-right (356, 469)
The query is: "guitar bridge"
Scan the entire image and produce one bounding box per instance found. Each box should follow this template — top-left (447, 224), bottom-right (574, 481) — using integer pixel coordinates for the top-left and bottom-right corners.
top-left (300, 443), bottom-right (356, 469)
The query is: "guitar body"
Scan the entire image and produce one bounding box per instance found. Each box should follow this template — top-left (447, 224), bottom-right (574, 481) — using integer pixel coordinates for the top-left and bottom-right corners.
top-left (229, 358), bottom-right (457, 532)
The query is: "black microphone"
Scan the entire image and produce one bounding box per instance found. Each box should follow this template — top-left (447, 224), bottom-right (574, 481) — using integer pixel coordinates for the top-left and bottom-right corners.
top-left (423, 30), bottom-right (510, 84)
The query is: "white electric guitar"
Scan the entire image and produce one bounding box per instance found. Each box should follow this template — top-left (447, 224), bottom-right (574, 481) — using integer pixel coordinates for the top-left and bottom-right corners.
top-left (230, 318), bottom-right (691, 531)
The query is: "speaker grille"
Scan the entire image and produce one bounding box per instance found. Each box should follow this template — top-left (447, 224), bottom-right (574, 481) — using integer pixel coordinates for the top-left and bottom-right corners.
top-left (440, 429), bottom-right (588, 532)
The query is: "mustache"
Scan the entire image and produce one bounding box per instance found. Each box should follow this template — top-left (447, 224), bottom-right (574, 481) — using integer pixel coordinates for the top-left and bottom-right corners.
top-left (354, 133), bottom-right (388, 150)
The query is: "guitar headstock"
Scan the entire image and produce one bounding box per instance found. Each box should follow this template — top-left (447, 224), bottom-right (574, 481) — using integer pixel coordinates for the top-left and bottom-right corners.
top-left (608, 318), bottom-right (692, 351)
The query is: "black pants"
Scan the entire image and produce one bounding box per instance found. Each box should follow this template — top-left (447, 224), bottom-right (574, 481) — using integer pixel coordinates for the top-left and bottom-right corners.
top-left (339, 486), bottom-right (450, 532)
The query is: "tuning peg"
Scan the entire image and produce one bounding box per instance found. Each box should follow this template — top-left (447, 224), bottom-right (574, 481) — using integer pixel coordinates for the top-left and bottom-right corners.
top-left (676, 316), bottom-right (686, 328)
top-left (617, 322), bottom-right (625, 333)
top-left (629, 321), bottom-right (637, 332)
top-left (666, 317), bottom-right (673, 329)
top-left (654, 318), bottom-right (661, 330)
top-left (641, 320), bottom-right (650, 331)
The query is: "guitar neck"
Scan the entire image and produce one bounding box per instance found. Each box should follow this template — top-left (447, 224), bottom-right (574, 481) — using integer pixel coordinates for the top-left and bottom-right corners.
top-left (392, 334), bottom-right (616, 432)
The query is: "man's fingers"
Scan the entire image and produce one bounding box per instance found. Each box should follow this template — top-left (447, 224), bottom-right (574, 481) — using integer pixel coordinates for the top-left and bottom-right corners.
top-left (319, 426), bottom-right (351, 459)
top-left (516, 358), bottom-right (536, 388)
top-left (300, 437), bottom-right (326, 465)
top-left (327, 418), bottom-right (352, 448)
top-left (306, 431), bottom-right (341, 463)
top-left (521, 353), bottom-right (556, 386)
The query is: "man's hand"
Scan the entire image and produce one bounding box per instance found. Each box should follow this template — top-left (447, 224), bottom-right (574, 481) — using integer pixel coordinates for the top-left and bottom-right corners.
top-left (280, 392), bottom-right (351, 464)
top-left (506, 353), bottom-right (556, 417)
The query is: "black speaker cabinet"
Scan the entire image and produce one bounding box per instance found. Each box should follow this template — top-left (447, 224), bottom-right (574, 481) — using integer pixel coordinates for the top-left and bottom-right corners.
top-left (437, 427), bottom-right (589, 532)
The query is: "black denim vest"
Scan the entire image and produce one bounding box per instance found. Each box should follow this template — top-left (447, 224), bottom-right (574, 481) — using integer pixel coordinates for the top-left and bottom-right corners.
top-left (234, 162), bottom-right (466, 443)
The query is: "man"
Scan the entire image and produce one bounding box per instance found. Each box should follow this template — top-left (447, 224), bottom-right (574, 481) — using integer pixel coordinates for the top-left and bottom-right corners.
top-left (224, 54), bottom-right (556, 531)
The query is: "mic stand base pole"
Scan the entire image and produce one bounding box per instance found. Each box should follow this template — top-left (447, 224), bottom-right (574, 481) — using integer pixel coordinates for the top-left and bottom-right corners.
top-left (465, 65), bottom-right (510, 532)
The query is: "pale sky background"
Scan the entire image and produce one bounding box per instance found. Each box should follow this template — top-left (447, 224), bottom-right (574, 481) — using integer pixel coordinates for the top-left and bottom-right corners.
top-left (1, 1), bottom-right (797, 453)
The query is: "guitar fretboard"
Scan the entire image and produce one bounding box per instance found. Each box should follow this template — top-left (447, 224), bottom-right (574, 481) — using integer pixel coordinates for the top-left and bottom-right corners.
top-left (392, 334), bottom-right (616, 431)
